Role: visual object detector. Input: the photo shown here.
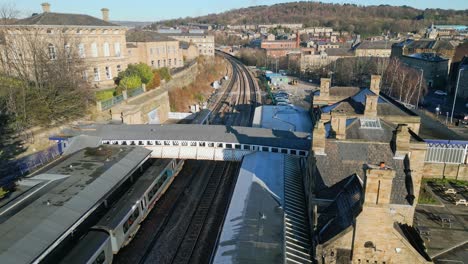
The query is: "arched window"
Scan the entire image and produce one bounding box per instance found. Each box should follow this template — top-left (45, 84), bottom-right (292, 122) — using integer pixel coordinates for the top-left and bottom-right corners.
top-left (114, 42), bottom-right (121, 57)
top-left (91, 43), bottom-right (98, 57)
top-left (48, 44), bottom-right (56, 60)
top-left (103, 42), bottom-right (110, 57)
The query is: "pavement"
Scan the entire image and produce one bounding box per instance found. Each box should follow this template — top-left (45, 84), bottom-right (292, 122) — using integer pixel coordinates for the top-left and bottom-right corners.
top-left (415, 181), bottom-right (468, 263)
top-left (271, 78), bottom-right (318, 109)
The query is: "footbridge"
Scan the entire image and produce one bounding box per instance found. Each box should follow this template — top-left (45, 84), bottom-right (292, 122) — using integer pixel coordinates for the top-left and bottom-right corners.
top-left (62, 124), bottom-right (311, 161)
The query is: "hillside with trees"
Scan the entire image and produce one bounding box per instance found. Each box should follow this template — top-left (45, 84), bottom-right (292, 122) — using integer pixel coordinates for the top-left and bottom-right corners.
top-left (150, 2), bottom-right (467, 36)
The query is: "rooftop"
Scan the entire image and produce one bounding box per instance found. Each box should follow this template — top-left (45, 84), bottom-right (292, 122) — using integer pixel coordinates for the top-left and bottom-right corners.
top-left (213, 152), bottom-right (312, 263)
top-left (355, 40), bottom-right (396, 50)
top-left (126, 30), bottom-right (177, 42)
top-left (11, 12), bottom-right (120, 27)
top-left (405, 53), bottom-right (449, 62)
top-left (0, 145), bottom-right (151, 264)
top-left (253, 105), bottom-right (312, 133)
top-left (314, 140), bottom-right (411, 205)
top-left (62, 124), bottom-right (312, 151)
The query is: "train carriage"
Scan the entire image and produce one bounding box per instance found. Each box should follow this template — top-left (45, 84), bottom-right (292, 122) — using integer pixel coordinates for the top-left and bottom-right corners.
top-left (92, 158), bottom-right (183, 254)
top-left (59, 230), bottom-right (113, 264)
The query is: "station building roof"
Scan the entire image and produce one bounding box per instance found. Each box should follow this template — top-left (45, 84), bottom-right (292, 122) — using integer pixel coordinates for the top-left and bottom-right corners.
top-left (253, 105), bottom-right (312, 133)
top-left (213, 152), bottom-right (312, 263)
top-left (0, 144), bottom-right (151, 264)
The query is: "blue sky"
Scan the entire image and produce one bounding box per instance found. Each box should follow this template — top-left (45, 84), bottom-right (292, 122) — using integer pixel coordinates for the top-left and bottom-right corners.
top-left (8, 0), bottom-right (468, 21)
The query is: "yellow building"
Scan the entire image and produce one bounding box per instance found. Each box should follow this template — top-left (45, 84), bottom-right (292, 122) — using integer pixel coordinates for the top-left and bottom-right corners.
top-left (126, 30), bottom-right (183, 69)
top-left (0, 3), bottom-right (128, 89)
top-left (164, 32), bottom-right (215, 56)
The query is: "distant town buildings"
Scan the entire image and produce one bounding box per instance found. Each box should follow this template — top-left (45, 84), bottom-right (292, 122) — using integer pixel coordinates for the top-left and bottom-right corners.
top-left (159, 31), bottom-right (215, 56)
top-left (425, 24), bottom-right (468, 40)
top-left (400, 53), bottom-right (449, 89)
top-left (353, 40), bottom-right (397, 57)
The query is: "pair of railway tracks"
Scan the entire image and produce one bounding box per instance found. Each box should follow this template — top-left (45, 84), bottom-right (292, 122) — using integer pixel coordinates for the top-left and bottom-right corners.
top-left (117, 52), bottom-right (258, 264)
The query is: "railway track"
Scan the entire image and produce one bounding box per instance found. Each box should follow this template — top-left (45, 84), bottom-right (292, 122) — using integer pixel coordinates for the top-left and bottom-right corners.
top-left (117, 52), bottom-right (258, 264)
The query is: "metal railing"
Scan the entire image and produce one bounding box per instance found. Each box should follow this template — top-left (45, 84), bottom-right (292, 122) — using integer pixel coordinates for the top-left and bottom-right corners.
top-left (424, 140), bottom-right (468, 164)
top-left (100, 94), bottom-right (124, 111)
top-left (128, 87), bottom-right (144, 98)
top-left (1, 144), bottom-right (62, 187)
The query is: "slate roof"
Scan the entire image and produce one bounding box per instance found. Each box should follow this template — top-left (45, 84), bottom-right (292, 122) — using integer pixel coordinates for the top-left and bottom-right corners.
top-left (321, 88), bottom-right (417, 117)
top-left (317, 175), bottom-right (363, 243)
top-left (355, 41), bottom-right (396, 50)
top-left (314, 141), bottom-right (411, 205)
top-left (328, 86), bottom-right (361, 97)
top-left (325, 48), bottom-right (354, 56)
top-left (12, 12), bottom-right (120, 27)
top-left (126, 30), bottom-right (177, 42)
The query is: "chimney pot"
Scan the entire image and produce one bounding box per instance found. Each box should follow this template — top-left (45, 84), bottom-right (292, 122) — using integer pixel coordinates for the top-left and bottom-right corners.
top-left (101, 8), bottom-right (109, 22)
top-left (41, 3), bottom-right (51, 13)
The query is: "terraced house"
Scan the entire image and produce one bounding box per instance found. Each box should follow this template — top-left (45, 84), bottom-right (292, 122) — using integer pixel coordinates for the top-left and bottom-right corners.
top-left (0, 3), bottom-right (128, 89)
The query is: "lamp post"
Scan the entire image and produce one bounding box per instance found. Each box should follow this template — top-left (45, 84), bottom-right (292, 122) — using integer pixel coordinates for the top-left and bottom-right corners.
top-left (416, 68), bottom-right (423, 109)
top-left (450, 67), bottom-right (464, 123)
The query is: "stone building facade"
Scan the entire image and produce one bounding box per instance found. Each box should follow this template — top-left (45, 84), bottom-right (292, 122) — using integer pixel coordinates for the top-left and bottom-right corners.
top-left (126, 30), bottom-right (183, 69)
top-left (354, 41), bottom-right (396, 57)
top-left (0, 3), bottom-right (128, 89)
top-left (162, 33), bottom-right (215, 56)
top-left (400, 53), bottom-right (449, 89)
top-left (306, 75), bottom-right (430, 263)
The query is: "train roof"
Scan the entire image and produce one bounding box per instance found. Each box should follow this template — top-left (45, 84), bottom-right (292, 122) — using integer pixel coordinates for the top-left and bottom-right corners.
top-left (0, 145), bottom-right (151, 264)
top-left (95, 159), bottom-right (173, 230)
top-left (59, 230), bottom-right (110, 264)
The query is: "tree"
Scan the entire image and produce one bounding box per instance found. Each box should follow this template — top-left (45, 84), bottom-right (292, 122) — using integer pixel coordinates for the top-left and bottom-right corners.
top-left (382, 58), bottom-right (427, 105)
top-left (0, 29), bottom-right (91, 131)
top-left (155, 67), bottom-right (171, 82)
top-left (147, 71), bottom-right (161, 90)
top-left (118, 63), bottom-right (153, 84)
top-left (0, 2), bottom-right (19, 25)
top-left (119, 75), bottom-right (142, 90)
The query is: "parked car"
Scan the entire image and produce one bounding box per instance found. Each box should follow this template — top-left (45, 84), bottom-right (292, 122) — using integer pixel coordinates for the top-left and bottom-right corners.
top-left (434, 90), bottom-right (448, 96)
top-left (276, 102), bottom-right (290, 106)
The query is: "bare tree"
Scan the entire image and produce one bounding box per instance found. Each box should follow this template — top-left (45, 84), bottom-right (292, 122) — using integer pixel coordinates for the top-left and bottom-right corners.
top-left (0, 28), bottom-right (91, 131)
top-left (0, 2), bottom-right (20, 25)
top-left (382, 59), bottom-right (426, 105)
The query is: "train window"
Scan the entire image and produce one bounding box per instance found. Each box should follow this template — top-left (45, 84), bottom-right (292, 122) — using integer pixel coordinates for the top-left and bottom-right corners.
top-left (123, 209), bottom-right (140, 234)
top-left (208, 143), bottom-right (214, 147)
top-left (262, 147), bottom-right (268, 152)
top-left (146, 141), bottom-right (153, 145)
top-left (190, 141), bottom-right (197, 146)
top-left (281, 149), bottom-right (288, 154)
top-left (226, 144), bottom-right (232, 148)
top-left (92, 251), bottom-right (106, 264)
top-left (217, 143), bottom-right (223, 148)
top-left (291, 150), bottom-right (297, 155)
top-left (272, 148), bottom-right (278, 153)
top-left (235, 144), bottom-right (241, 149)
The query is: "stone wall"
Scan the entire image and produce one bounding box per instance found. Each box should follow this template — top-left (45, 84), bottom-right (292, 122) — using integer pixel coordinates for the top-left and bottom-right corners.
top-left (423, 163), bottom-right (468, 181)
top-left (161, 61), bottom-right (198, 91)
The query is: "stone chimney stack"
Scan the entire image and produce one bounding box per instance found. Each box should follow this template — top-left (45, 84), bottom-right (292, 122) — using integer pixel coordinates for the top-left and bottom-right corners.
top-left (394, 124), bottom-right (411, 157)
top-left (364, 164), bottom-right (396, 206)
top-left (41, 3), bottom-right (51, 13)
top-left (364, 94), bottom-right (378, 117)
top-left (319, 78), bottom-right (331, 97)
top-left (331, 113), bottom-right (347, 139)
top-left (101, 8), bottom-right (109, 22)
top-left (312, 120), bottom-right (326, 155)
top-left (370, 75), bottom-right (381, 95)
